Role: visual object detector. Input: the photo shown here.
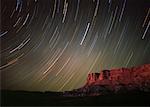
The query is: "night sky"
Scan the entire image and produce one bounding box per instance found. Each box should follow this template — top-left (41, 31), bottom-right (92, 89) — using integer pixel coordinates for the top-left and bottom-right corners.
top-left (1, 0), bottom-right (150, 92)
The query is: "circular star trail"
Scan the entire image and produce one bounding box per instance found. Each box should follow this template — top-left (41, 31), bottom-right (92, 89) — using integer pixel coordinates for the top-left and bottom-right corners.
top-left (1, 0), bottom-right (150, 91)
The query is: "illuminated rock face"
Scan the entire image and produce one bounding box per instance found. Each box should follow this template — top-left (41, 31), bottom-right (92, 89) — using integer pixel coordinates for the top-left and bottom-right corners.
top-left (64, 64), bottom-right (150, 96)
top-left (84, 64), bottom-right (150, 94)
top-left (87, 73), bottom-right (100, 84)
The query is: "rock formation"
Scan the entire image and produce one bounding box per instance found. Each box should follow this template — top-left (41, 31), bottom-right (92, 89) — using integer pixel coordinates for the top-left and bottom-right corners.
top-left (86, 64), bottom-right (150, 86)
top-left (64, 64), bottom-right (150, 96)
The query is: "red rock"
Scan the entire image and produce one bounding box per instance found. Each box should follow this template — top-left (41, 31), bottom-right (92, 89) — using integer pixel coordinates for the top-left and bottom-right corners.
top-left (87, 73), bottom-right (100, 85)
top-left (64, 64), bottom-right (150, 96)
top-left (85, 64), bottom-right (150, 91)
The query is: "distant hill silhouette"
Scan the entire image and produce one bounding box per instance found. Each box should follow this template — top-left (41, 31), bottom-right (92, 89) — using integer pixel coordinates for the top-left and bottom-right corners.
top-left (1, 90), bottom-right (150, 106)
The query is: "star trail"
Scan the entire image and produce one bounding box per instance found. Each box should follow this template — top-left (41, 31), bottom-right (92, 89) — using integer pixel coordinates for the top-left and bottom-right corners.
top-left (1, 0), bottom-right (150, 92)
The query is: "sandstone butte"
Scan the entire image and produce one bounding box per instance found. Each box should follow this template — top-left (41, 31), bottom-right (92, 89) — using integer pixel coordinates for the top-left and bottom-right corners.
top-left (85, 64), bottom-right (150, 86)
top-left (64, 64), bottom-right (150, 96)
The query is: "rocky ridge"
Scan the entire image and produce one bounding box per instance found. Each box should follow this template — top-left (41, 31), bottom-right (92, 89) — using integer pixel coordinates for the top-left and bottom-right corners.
top-left (64, 64), bottom-right (150, 96)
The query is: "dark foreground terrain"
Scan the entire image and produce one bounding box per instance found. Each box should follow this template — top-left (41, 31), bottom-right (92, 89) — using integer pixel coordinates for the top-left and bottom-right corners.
top-left (1, 90), bottom-right (150, 106)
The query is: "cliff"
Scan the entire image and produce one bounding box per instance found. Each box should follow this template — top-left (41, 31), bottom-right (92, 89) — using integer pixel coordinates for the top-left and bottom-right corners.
top-left (64, 64), bottom-right (150, 96)
top-left (86, 64), bottom-right (150, 86)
